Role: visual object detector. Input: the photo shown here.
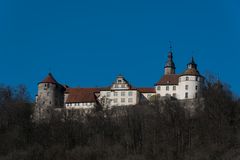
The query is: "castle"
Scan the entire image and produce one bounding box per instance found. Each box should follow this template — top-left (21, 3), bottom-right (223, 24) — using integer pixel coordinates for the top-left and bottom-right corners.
top-left (35, 49), bottom-right (204, 112)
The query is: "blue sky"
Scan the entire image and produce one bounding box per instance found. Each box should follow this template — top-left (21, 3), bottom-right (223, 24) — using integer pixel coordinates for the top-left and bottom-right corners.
top-left (0, 0), bottom-right (239, 98)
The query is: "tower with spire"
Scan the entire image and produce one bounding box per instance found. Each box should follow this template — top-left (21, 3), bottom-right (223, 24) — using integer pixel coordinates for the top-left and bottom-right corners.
top-left (164, 47), bottom-right (176, 75)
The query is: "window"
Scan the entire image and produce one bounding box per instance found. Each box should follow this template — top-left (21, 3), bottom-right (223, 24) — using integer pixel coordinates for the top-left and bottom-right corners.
top-left (195, 76), bottom-right (198, 81)
top-left (114, 92), bottom-right (118, 96)
top-left (185, 85), bottom-right (188, 90)
top-left (121, 84), bottom-right (125, 88)
top-left (128, 91), bottom-right (133, 96)
top-left (121, 98), bottom-right (125, 103)
top-left (186, 77), bottom-right (189, 81)
top-left (107, 92), bottom-right (111, 97)
top-left (128, 98), bottom-right (133, 103)
top-left (147, 94), bottom-right (152, 98)
top-left (114, 98), bottom-right (118, 103)
top-left (157, 86), bottom-right (161, 91)
top-left (185, 92), bottom-right (188, 98)
top-left (173, 86), bottom-right (176, 90)
top-left (195, 93), bottom-right (198, 98)
top-left (195, 85), bottom-right (198, 90)
top-left (166, 86), bottom-right (169, 91)
top-left (172, 93), bottom-right (176, 98)
top-left (118, 79), bottom-right (122, 83)
top-left (121, 92), bottom-right (125, 96)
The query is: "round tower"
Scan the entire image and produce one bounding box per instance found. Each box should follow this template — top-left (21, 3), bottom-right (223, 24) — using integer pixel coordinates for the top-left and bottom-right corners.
top-left (36, 73), bottom-right (65, 109)
top-left (178, 57), bottom-right (204, 99)
top-left (34, 73), bottom-right (65, 120)
top-left (164, 51), bottom-right (176, 75)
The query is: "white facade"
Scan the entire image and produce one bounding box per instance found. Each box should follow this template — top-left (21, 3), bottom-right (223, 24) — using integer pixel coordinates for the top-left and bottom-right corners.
top-left (98, 90), bottom-right (139, 108)
top-left (155, 85), bottom-right (179, 98)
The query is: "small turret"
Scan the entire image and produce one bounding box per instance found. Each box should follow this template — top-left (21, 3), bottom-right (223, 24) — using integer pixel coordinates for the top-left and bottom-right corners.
top-left (183, 57), bottom-right (200, 76)
top-left (187, 57), bottom-right (197, 70)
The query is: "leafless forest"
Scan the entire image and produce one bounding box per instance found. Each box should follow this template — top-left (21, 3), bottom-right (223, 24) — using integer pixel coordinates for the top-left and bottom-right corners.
top-left (0, 79), bottom-right (240, 160)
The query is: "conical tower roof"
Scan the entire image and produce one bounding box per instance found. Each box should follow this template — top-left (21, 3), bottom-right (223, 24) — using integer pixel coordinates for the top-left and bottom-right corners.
top-left (39, 73), bottom-right (58, 84)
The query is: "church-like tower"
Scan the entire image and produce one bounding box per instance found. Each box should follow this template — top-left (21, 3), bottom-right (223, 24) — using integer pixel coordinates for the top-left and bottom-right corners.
top-left (164, 50), bottom-right (176, 75)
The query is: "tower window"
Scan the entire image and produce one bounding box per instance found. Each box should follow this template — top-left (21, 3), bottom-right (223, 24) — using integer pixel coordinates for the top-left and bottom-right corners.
top-left (118, 79), bottom-right (122, 83)
top-left (185, 85), bottom-right (188, 90)
top-left (185, 92), bottom-right (188, 98)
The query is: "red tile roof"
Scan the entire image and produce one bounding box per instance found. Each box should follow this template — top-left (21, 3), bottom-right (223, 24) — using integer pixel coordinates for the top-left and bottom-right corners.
top-left (137, 88), bottom-right (155, 93)
top-left (40, 73), bottom-right (58, 84)
top-left (155, 74), bottom-right (180, 85)
top-left (65, 88), bottom-right (101, 103)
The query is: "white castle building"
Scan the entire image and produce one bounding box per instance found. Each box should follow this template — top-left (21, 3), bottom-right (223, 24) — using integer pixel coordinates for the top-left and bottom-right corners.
top-left (36, 49), bottom-right (204, 110)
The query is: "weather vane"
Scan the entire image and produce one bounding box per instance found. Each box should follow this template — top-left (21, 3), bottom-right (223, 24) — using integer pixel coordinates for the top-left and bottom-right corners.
top-left (169, 40), bottom-right (173, 52)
